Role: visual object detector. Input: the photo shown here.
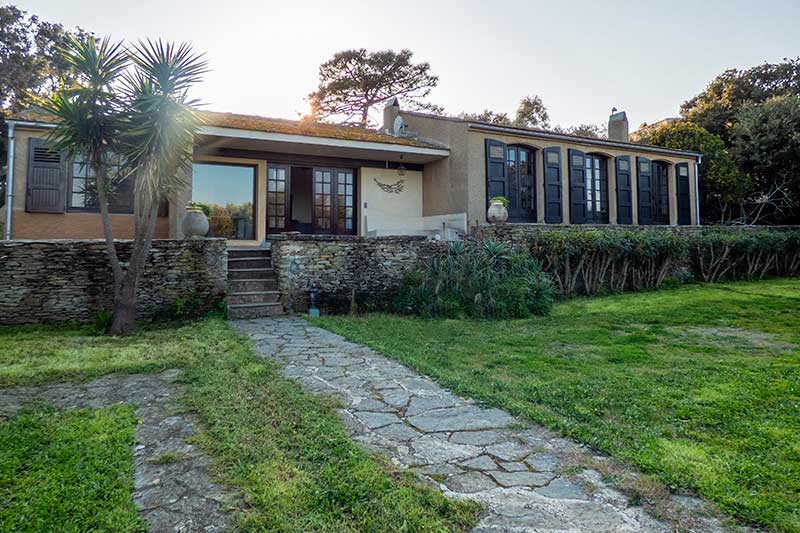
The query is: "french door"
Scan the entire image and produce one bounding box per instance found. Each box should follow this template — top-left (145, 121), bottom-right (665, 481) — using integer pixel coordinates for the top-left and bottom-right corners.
top-left (313, 168), bottom-right (355, 235)
top-left (267, 164), bottom-right (289, 232)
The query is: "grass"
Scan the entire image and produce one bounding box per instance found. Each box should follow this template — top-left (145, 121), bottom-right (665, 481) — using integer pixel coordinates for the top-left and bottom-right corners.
top-left (313, 278), bottom-right (800, 533)
top-left (0, 318), bottom-right (479, 532)
top-left (0, 404), bottom-right (145, 533)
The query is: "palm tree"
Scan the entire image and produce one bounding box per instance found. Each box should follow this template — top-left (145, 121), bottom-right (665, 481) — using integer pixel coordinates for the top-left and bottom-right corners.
top-left (41, 36), bottom-right (207, 335)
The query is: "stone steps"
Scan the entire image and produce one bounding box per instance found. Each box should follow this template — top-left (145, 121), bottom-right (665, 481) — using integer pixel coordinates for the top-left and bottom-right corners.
top-left (227, 247), bottom-right (282, 318)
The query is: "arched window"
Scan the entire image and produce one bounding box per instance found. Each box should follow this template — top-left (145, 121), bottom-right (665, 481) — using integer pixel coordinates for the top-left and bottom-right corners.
top-left (505, 146), bottom-right (535, 221)
top-left (584, 154), bottom-right (608, 223)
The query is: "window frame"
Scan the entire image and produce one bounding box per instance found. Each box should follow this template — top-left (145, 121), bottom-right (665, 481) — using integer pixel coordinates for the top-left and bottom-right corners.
top-left (67, 154), bottom-right (131, 214)
top-left (504, 144), bottom-right (536, 222)
top-left (583, 153), bottom-right (609, 224)
top-left (192, 161), bottom-right (258, 240)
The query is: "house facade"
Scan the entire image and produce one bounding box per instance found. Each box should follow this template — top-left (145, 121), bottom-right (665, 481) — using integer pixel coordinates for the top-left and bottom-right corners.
top-left (2, 102), bottom-right (700, 244)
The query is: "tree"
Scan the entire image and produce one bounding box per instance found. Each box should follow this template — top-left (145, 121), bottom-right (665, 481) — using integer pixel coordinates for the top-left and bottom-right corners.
top-left (457, 109), bottom-right (511, 125)
top-left (681, 57), bottom-right (800, 143)
top-left (513, 95), bottom-right (549, 129)
top-left (0, 5), bottom-right (91, 163)
top-left (307, 49), bottom-right (440, 127)
top-left (638, 120), bottom-right (748, 224)
top-left (41, 36), bottom-right (206, 335)
top-left (732, 96), bottom-right (800, 224)
top-left (551, 123), bottom-right (607, 139)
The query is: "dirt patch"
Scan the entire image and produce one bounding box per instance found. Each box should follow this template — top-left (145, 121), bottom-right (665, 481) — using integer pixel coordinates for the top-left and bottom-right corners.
top-left (671, 326), bottom-right (796, 353)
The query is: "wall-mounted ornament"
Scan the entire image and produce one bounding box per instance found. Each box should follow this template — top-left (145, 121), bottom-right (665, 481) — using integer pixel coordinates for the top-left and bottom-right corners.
top-left (374, 178), bottom-right (405, 194)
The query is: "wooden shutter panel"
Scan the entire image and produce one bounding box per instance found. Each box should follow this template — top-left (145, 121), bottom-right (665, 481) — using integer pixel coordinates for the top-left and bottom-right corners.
top-left (568, 149), bottom-right (586, 224)
top-left (26, 138), bottom-right (66, 213)
top-left (615, 156), bottom-right (633, 224)
top-left (543, 147), bottom-right (562, 223)
top-left (636, 156), bottom-right (653, 225)
top-left (676, 162), bottom-right (691, 225)
top-left (109, 176), bottom-right (134, 214)
top-left (485, 138), bottom-right (507, 210)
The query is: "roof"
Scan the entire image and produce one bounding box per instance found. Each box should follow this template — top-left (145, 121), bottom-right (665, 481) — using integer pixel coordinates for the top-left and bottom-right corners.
top-left (7, 108), bottom-right (445, 150)
top-left (401, 110), bottom-right (701, 159)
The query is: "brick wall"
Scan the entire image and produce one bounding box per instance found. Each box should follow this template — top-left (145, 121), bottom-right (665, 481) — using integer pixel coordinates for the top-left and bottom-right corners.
top-left (10, 211), bottom-right (170, 240)
top-left (0, 239), bottom-right (227, 325)
top-left (269, 234), bottom-right (447, 312)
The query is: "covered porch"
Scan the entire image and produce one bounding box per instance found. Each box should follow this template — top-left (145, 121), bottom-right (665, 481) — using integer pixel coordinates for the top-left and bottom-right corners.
top-left (178, 114), bottom-right (455, 245)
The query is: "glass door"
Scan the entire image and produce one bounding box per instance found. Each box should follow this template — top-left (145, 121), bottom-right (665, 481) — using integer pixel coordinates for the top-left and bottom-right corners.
top-left (313, 167), bottom-right (356, 235)
top-left (267, 165), bottom-right (289, 233)
top-left (313, 168), bottom-right (333, 232)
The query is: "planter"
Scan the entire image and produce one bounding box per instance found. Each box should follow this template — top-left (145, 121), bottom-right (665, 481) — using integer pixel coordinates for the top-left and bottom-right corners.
top-left (182, 208), bottom-right (209, 238)
top-left (487, 201), bottom-right (509, 224)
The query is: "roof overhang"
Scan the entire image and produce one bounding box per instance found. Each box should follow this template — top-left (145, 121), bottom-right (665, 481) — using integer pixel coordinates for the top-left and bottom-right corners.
top-left (467, 123), bottom-right (701, 159)
top-left (197, 125), bottom-right (449, 164)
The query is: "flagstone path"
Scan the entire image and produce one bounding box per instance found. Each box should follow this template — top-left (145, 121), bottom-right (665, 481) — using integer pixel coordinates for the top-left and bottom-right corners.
top-left (234, 317), bottom-right (731, 533)
top-left (0, 370), bottom-right (235, 533)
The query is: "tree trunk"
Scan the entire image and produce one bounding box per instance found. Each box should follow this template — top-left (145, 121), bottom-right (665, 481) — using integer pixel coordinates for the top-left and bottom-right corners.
top-left (110, 277), bottom-right (137, 335)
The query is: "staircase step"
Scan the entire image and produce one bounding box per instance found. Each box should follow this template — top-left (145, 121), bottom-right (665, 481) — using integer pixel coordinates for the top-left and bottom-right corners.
top-left (227, 291), bottom-right (281, 305)
top-left (228, 302), bottom-right (284, 319)
top-left (228, 268), bottom-right (275, 280)
top-left (228, 248), bottom-right (271, 259)
top-left (228, 257), bottom-right (272, 269)
top-left (229, 278), bottom-right (278, 292)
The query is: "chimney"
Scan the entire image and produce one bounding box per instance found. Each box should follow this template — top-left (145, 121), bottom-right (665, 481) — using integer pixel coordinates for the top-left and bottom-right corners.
top-left (383, 97), bottom-right (400, 134)
top-left (608, 108), bottom-right (629, 142)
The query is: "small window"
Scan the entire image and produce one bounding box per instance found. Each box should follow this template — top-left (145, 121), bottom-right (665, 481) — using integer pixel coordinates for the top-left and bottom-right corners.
top-left (68, 153), bottom-right (127, 212)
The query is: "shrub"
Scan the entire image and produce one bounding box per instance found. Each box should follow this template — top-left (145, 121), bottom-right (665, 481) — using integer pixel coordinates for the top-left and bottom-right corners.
top-left (529, 229), bottom-right (688, 297)
top-left (394, 240), bottom-right (556, 319)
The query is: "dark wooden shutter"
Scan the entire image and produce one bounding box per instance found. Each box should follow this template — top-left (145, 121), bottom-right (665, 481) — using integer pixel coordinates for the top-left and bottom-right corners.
top-left (615, 156), bottom-right (633, 224)
top-left (568, 149), bottom-right (586, 224)
top-left (26, 138), bottom-right (66, 213)
top-left (676, 162), bottom-right (691, 225)
top-left (543, 147), bottom-right (562, 223)
top-left (485, 138), bottom-right (507, 210)
top-left (636, 156), bottom-right (652, 225)
top-left (109, 176), bottom-right (134, 214)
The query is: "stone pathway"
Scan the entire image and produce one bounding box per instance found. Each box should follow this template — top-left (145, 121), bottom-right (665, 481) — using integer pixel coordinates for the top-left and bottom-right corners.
top-left (0, 371), bottom-right (235, 533)
top-left (234, 317), bottom-right (731, 533)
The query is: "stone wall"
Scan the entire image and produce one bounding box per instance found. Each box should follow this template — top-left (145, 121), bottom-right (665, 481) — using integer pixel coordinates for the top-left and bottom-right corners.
top-left (0, 239), bottom-right (227, 325)
top-left (269, 234), bottom-right (447, 312)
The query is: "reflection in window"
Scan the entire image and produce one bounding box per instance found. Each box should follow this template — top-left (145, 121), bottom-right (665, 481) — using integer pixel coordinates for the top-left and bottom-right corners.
top-left (506, 146), bottom-right (535, 220)
top-left (584, 154), bottom-right (608, 223)
top-left (69, 153), bottom-right (126, 212)
top-left (192, 163), bottom-right (255, 240)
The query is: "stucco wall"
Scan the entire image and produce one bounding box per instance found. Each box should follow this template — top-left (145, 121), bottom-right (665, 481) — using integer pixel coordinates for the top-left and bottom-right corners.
top-left (359, 167), bottom-right (422, 235)
top-left (7, 127), bottom-right (170, 240)
top-left (0, 239), bottom-right (227, 324)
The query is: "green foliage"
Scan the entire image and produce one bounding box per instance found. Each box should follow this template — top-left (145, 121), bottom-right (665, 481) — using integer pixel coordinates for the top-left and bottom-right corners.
top-left (316, 278), bottom-right (800, 532)
top-left (680, 57), bottom-right (800, 143)
top-left (92, 307), bottom-right (113, 335)
top-left (489, 196), bottom-right (509, 206)
top-left (687, 229), bottom-right (800, 283)
top-left (529, 229), bottom-right (688, 297)
top-left (732, 95), bottom-right (800, 217)
top-left (395, 240), bottom-right (556, 319)
top-left (513, 94), bottom-right (550, 129)
top-left (307, 48), bottom-right (440, 127)
top-left (0, 404), bottom-right (144, 532)
top-left (638, 120), bottom-right (747, 223)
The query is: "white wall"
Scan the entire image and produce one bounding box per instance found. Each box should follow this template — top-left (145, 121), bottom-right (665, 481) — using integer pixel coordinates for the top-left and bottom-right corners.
top-left (359, 167), bottom-right (422, 235)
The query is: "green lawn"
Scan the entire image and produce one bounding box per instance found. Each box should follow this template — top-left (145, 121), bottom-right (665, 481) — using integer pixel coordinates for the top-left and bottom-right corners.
top-left (0, 404), bottom-right (144, 533)
top-left (314, 279), bottom-right (800, 533)
top-left (0, 318), bottom-right (479, 532)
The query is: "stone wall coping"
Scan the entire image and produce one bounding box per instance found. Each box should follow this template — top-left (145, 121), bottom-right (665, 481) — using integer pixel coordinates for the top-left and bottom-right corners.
top-left (268, 233), bottom-right (431, 243)
top-left (0, 238), bottom-right (226, 246)
top-left (474, 223), bottom-right (800, 231)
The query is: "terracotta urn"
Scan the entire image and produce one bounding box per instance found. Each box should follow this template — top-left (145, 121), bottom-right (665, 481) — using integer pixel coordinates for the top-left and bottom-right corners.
top-left (487, 200), bottom-right (509, 224)
top-left (182, 206), bottom-right (209, 238)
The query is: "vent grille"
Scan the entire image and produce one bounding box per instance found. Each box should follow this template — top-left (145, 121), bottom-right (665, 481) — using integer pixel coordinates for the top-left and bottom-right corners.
top-left (33, 146), bottom-right (60, 164)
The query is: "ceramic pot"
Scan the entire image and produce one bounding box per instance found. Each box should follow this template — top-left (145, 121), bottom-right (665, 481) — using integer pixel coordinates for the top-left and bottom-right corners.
top-left (487, 201), bottom-right (509, 224)
top-left (182, 208), bottom-right (209, 238)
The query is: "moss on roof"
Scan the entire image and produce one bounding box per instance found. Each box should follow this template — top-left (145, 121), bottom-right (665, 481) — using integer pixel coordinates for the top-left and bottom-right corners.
top-left (8, 108), bottom-right (445, 150)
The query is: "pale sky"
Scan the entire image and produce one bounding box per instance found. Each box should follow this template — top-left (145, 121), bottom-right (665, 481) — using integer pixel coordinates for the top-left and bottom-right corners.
top-left (18, 0), bottom-right (800, 130)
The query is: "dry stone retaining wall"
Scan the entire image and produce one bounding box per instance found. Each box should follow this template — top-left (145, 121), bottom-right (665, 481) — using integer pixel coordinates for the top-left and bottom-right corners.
top-left (0, 239), bottom-right (227, 325)
top-left (269, 234), bottom-right (446, 313)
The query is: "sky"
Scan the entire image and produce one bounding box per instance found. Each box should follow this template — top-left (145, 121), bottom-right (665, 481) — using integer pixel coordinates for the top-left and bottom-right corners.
top-left (17, 0), bottom-right (800, 130)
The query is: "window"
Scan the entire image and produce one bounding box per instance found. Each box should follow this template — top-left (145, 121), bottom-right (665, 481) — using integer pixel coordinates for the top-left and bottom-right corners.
top-left (68, 154), bottom-right (129, 213)
top-left (505, 146), bottom-right (535, 221)
top-left (652, 161), bottom-right (670, 224)
top-left (584, 154), bottom-right (608, 223)
top-left (336, 170), bottom-right (354, 232)
top-left (267, 166), bottom-right (288, 230)
top-left (192, 163), bottom-right (256, 240)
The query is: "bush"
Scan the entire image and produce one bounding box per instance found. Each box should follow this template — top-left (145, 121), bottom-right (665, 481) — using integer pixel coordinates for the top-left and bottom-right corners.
top-left (529, 228), bottom-right (688, 297)
top-left (394, 240), bottom-right (556, 319)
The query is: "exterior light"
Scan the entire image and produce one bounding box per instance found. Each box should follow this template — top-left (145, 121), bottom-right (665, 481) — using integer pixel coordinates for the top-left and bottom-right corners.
top-left (397, 155), bottom-right (406, 177)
